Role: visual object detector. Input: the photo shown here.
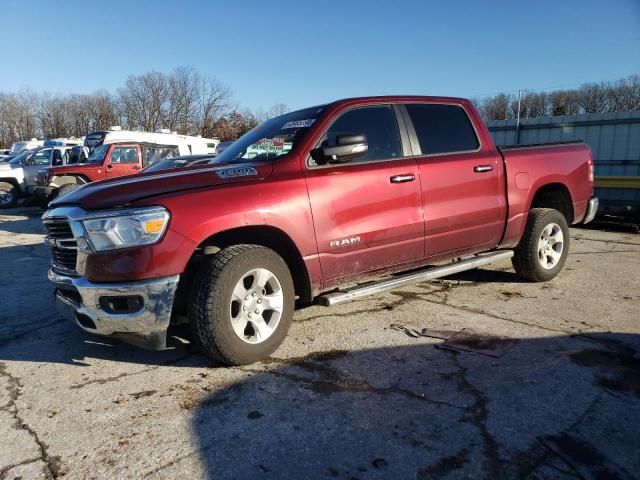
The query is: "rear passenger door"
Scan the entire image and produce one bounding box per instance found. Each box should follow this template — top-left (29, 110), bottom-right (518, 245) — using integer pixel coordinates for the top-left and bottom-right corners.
top-left (403, 103), bottom-right (506, 260)
top-left (305, 104), bottom-right (424, 286)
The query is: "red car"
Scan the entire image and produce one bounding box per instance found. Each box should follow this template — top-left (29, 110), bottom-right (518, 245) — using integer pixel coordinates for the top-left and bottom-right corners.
top-left (43, 96), bottom-right (597, 365)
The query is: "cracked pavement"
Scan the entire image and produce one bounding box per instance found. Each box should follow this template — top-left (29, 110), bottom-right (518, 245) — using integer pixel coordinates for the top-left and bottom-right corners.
top-left (1, 207), bottom-right (639, 479)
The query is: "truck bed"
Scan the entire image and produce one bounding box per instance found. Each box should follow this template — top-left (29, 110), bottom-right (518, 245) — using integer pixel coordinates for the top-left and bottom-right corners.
top-left (498, 141), bottom-right (593, 247)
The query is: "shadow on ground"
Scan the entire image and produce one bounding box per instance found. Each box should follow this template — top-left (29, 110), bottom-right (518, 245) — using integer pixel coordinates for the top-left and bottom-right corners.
top-left (187, 333), bottom-right (640, 480)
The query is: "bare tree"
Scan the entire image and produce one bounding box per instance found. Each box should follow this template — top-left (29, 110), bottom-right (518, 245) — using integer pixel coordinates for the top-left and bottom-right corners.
top-left (608, 75), bottom-right (640, 111)
top-left (196, 76), bottom-right (233, 137)
top-left (481, 93), bottom-right (513, 121)
top-left (577, 83), bottom-right (609, 113)
top-left (254, 103), bottom-right (290, 123)
top-left (118, 71), bottom-right (170, 131)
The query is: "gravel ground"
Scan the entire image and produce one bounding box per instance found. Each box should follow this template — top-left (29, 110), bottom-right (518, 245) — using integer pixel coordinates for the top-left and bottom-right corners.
top-left (1, 207), bottom-right (639, 479)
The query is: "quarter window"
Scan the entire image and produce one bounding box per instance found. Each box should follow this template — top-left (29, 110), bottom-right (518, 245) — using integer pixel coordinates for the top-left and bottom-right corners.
top-left (406, 104), bottom-right (479, 155)
top-left (142, 145), bottom-right (180, 167)
top-left (316, 105), bottom-right (403, 164)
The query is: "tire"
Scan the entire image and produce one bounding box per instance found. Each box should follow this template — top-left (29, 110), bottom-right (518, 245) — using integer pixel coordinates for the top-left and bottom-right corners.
top-left (56, 183), bottom-right (79, 198)
top-left (512, 208), bottom-right (570, 282)
top-left (0, 182), bottom-right (18, 209)
top-left (189, 244), bottom-right (295, 365)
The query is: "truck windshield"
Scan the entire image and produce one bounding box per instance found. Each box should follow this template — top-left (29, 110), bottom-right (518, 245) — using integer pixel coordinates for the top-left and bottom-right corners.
top-left (215, 106), bottom-right (325, 164)
top-left (86, 144), bottom-right (109, 163)
top-left (9, 149), bottom-right (33, 166)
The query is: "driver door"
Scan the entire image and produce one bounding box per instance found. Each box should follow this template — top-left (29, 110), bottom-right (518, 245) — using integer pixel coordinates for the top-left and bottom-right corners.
top-left (305, 104), bottom-right (424, 287)
top-left (24, 148), bottom-right (52, 191)
top-left (106, 145), bottom-right (141, 176)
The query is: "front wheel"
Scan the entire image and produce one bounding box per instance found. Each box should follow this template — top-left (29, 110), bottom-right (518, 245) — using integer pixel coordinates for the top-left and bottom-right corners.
top-left (189, 245), bottom-right (295, 365)
top-left (56, 183), bottom-right (79, 199)
top-left (0, 182), bottom-right (18, 209)
top-left (512, 208), bottom-right (570, 282)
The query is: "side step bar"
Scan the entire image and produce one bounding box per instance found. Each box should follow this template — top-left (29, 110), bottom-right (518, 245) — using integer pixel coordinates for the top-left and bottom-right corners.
top-left (317, 250), bottom-right (514, 307)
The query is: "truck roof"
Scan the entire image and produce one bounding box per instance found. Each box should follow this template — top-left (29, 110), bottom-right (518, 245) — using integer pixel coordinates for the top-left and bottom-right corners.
top-left (329, 95), bottom-right (470, 106)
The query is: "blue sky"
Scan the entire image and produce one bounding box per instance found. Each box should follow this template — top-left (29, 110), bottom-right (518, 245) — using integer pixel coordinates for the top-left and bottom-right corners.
top-left (0, 0), bottom-right (638, 111)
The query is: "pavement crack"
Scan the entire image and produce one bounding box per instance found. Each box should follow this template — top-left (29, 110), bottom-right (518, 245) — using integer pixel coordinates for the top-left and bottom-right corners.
top-left (69, 366), bottom-right (159, 389)
top-left (68, 352), bottom-right (192, 390)
top-left (250, 354), bottom-right (463, 410)
top-left (0, 457), bottom-right (43, 479)
top-left (449, 354), bottom-right (502, 479)
top-left (0, 362), bottom-right (58, 479)
top-left (573, 236), bottom-right (640, 247)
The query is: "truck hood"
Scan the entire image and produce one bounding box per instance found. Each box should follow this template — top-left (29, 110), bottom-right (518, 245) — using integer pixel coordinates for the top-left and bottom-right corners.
top-left (0, 162), bottom-right (21, 172)
top-left (50, 163), bottom-right (273, 210)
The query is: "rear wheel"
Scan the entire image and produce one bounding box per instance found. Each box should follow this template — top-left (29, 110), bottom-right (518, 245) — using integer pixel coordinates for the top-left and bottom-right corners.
top-left (0, 182), bottom-right (18, 209)
top-left (56, 183), bottom-right (79, 198)
top-left (189, 245), bottom-right (295, 365)
top-left (512, 208), bottom-right (570, 282)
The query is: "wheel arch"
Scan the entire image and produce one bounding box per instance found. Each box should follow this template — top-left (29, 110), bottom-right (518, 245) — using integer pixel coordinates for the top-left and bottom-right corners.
top-left (51, 174), bottom-right (90, 188)
top-left (0, 177), bottom-right (21, 191)
top-left (179, 225), bottom-right (314, 311)
top-left (528, 182), bottom-right (574, 224)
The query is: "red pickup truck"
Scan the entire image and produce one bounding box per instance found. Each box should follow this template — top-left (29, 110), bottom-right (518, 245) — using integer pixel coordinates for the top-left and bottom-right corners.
top-left (43, 96), bottom-right (598, 365)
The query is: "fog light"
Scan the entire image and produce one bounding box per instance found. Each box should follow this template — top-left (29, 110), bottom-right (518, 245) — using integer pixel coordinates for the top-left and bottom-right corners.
top-left (99, 295), bottom-right (144, 314)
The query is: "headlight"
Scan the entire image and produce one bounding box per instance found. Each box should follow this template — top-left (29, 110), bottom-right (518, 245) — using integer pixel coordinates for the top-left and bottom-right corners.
top-left (82, 207), bottom-right (170, 251)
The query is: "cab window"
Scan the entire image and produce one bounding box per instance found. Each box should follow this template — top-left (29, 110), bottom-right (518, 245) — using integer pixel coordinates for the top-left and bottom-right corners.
top-left (30, 148), bottom-right (52, 166)
top-left (406, 104), bottom-right (479, 155)
top-left (312, 105), bottom-right (403, 165)
top-left (111, 146), bottom-right (138, 164)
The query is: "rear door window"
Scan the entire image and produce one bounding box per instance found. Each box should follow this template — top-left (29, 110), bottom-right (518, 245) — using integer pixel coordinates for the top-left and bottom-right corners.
top-left (406, 104), bottom-right (479, 155)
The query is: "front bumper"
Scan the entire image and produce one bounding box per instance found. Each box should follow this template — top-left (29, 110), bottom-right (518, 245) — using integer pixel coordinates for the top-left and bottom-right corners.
top-left (582, 197), bottom-right (599, 224)
top-left (49, 269), bottom-right (180, 350)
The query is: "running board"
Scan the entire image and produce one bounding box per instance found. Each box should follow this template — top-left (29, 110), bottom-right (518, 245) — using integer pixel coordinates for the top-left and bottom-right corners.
top-left (317, 250), bottom-right (514, 307)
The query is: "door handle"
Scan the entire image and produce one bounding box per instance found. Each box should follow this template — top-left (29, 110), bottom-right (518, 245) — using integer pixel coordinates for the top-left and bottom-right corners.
top-left (132, 165), bottom-right (141, 171)
top-left (390, 174), bottom-right (415, 183)
top-left (474, 165), bottom-right (493, 173)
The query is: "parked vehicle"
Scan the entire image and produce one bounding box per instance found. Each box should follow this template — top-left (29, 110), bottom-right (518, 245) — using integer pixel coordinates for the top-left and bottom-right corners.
top-left (142, 154), bottom-right (216, 173)
top-left (9, 138), bottom-right (44, 155)
top-left (36, 128), bottom-right (219, 200)
top-left (44, 96), bottom-right (597, 365)
top-left (0, 145), bottom-right (76, 207)
top-left (67, 146), bottom-right (90, 164)
top-left (84, 127), bottom-right (218, 155)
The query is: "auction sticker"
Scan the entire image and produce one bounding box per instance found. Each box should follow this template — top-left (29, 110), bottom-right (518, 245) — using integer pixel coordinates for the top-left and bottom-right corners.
top-left (282, 119), bottom-right (316, 129)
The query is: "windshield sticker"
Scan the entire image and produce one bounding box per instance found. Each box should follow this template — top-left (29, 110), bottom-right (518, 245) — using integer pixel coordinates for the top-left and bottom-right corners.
top-left (282, 119), bottom-right (316, 129)
top-left (216, 166), bottom-right (258, 179)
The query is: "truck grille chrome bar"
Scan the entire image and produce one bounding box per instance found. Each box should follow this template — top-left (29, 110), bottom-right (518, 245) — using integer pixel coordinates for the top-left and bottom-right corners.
top-left (43, 218), bottom-right (78, 274)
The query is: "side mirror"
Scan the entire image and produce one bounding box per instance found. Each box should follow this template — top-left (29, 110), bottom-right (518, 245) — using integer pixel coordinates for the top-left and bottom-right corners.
top-left (311, 134), bottom-right (368, 165)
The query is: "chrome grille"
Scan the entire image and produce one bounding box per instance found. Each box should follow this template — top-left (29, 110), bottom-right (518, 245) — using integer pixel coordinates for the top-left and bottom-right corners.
top-left (43, 218), bottom-right (78, 273)
top-left (36, 170), bottom-right (48, 186)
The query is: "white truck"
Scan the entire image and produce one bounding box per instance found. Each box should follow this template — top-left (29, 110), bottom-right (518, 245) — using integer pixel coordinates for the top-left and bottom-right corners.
top-left (0, 144), bottom-right (77, 208)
